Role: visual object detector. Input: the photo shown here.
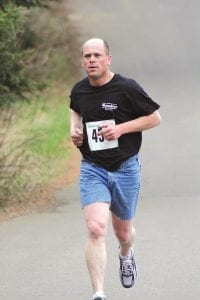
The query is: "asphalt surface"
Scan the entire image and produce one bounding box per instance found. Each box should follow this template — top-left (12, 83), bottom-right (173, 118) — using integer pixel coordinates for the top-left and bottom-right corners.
top-left (1, 1), bottom-right (200, 299)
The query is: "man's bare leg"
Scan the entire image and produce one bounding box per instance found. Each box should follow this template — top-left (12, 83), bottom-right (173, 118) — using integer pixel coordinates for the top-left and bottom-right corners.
top-left (84, 202), bottom-right (110, 294)
top-left (112, 213), bottom-right (135, 256)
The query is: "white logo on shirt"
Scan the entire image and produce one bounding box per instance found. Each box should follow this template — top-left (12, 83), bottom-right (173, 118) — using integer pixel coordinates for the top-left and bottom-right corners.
top-left (102, 102), bottom-right (118, 111)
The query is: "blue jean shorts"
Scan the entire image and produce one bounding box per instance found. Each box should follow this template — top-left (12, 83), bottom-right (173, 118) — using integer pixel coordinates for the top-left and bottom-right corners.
top-left (79, 155), bottom-right (141, 220)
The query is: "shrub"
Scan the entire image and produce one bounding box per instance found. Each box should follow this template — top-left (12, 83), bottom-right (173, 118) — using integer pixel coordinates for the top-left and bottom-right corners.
top-left (0, 0), bottom-right (48, 9)
top-left (0, 5), bottom-right (32, 105)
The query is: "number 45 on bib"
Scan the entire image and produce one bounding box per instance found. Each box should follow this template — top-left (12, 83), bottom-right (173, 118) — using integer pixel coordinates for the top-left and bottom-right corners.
top-left (86, 119), bottom-right (119, 151)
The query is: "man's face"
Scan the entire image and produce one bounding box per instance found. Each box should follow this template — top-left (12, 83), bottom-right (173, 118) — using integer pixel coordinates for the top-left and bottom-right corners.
top-left (81, 40), bottom-right (111, 79)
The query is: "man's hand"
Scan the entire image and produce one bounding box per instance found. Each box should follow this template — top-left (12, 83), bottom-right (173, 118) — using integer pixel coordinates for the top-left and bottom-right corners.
top-left (71, 128), bottom-right (83, 147)
top-left (98, 124), bottom-right (122, 141)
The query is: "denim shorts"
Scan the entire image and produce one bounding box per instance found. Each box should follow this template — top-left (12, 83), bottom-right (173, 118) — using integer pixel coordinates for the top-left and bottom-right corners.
top-left (79, 155), bottom-right (141, 220)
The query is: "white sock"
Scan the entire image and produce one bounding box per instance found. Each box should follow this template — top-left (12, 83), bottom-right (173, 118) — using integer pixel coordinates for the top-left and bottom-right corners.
top-left (119, 248), bottom-right (133, 259)
top-left (93, 290), bottom-right (105, 298)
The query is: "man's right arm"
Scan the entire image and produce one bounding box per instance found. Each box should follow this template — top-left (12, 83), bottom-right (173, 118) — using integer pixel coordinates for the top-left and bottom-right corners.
top-left (70, 110), bottom-right (83, 147)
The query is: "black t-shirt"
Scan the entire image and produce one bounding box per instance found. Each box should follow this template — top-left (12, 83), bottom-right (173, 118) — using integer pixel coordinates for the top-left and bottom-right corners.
top-left (70, 74), bottom-right (160, 171)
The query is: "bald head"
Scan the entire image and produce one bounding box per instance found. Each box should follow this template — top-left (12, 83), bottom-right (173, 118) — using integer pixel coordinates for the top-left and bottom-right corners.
top-left (81, 38), bottom-right (110, 56)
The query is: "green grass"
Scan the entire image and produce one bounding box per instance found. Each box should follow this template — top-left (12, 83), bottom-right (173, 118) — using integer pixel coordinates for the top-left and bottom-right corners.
top-left (0, 86), bottom-right (72, 208)
top-left (11, 85), bottom-right (72, 184)
top-left (25, 97), bottom-right (70, 159)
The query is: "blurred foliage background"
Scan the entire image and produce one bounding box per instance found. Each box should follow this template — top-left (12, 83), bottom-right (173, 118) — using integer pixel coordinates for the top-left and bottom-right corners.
top-left (0, 0), bottom-right (80, 211)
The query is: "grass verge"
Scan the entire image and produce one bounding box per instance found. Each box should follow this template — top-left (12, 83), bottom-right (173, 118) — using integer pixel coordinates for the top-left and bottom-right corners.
top-left (0, 84), bottom-right (73, 210)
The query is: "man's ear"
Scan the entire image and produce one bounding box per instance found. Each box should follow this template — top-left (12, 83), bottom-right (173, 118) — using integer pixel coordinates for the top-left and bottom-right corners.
top-left (107, 55), bottom-right (112, 66)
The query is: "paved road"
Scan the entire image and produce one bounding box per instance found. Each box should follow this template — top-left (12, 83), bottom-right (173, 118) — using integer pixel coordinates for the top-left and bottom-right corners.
top-left (1, 1), bottom-right (200, 299)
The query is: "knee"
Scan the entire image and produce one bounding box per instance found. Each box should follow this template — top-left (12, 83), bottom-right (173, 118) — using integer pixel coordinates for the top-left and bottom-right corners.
top-left (87, 220), bottom-right (107, 240)
top-left (114, 227), bottom-right (130, 244)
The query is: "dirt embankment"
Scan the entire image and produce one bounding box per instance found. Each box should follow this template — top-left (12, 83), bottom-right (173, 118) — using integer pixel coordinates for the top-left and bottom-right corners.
top-left (0, 142), bottom-right (81, 223)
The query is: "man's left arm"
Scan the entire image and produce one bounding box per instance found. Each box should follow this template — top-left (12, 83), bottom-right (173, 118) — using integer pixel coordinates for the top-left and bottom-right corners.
top-left (99, 110), bottom-right (161, 141)
top-left (119, 110), bottom-right (161, 134)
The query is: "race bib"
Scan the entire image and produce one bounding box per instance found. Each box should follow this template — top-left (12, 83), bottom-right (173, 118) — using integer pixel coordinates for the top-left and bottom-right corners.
top-left (86, 119), bottom-right (119, 151)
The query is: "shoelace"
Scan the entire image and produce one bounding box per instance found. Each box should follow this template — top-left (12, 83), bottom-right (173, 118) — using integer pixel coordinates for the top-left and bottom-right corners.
top-left (121, 259), bottom-right (134, 276)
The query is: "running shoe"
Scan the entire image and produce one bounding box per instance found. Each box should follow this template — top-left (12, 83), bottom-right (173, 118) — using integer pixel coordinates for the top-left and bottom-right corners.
top-left (119, 248), bottom-right (137, 288)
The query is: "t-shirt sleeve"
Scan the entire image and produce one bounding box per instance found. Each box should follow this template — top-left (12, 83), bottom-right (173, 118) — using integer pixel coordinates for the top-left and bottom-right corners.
top-left (127, 79), bottom-right (160, 116)
top-left (69, 86), bottom-right (80, 113)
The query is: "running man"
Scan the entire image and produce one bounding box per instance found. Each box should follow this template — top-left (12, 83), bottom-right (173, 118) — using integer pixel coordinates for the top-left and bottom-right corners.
top-left (70, 38), bottom-right (161, 300)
